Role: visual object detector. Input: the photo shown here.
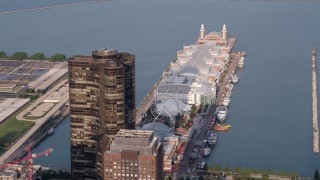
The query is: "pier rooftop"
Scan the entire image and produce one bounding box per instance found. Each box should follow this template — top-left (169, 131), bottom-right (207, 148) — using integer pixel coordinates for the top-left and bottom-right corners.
top-left (155, 24), bottom-right (232, 107)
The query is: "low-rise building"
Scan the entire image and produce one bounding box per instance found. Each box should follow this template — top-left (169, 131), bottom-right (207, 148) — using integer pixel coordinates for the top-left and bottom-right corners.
top-left (0, 84), bottom-right (26, 98)
top-left (0, 165), bottom-right (42, 180)
top-left (104, 129), bottom-right (164, 180)
top-left (162, 137), bottom-right (178, 173)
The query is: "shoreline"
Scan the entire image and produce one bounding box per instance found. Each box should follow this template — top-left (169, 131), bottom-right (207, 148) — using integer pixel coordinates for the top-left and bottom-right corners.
top-left (0, 0), bottom-right (109, 15)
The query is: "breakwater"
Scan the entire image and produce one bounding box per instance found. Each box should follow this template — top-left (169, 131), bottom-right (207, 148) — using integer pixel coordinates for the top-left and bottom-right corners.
top-left (0, 0), bottom-right (109, 15)
top-left (312, 47), bottom-right (319, 154)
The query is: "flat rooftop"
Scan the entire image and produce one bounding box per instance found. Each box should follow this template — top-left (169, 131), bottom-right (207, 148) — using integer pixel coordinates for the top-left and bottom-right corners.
top-left (0, 98), bottom-right (30, 123)
top-left (157, 84), bottom-right (191, 94)
top-left (115, 129), bottom-right (153, 139)
top-left (0, 60), bottom-right (68, 90)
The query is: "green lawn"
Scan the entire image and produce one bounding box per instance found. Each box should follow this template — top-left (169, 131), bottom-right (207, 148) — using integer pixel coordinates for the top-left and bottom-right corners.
top-left (0, 118), bottom-right (34, 147)
top-left (0, 102), bottom-right (34, 152)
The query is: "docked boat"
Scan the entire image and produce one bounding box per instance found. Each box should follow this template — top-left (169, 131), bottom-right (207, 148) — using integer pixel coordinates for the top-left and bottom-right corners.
top-left (203, 147), bottom-right (211, 156)
top-left (231, 74), bottom-right (239, 84)
top-left (238, 57), bottom-right (244, 67)
top-left (207, 130), bottom-right (218, 145)
top-left (216, 106), bottom-right (228, 121)
top-left (241, 51), bottom-right (247, 57)
top-left (228, 84), bottom-right (234, 91)
top-left (214, 124), bottom-right (231, 131)
top-left (47, 127), bottom-right (55, 136)
top-left (226, 91), bottom-right (232, 98)
top-left (197, 162), bottom-right (207, 170)
top-left (222, 97), bottom-right (230, 106)
top-left (177, 154), bottom-right (184, 161)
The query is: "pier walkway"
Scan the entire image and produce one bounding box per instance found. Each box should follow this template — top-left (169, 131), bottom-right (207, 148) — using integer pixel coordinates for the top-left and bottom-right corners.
top-left (312, 47), bottom-right (319, 154)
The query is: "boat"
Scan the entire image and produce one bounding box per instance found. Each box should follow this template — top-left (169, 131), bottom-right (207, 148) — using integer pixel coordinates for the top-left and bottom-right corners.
top-left (47, 127), bottom-right (55, 136)
top-left (241, 51), bottom-right (247, 57)
top-left (197, 162), bottom-right (207, 170)
top-left (226, 91), bottom-right (232, 98)
top-left (203, 147), bottom-right (211, 156)
top-left (177, 154), bottom-right (184, 161)
top-left (238, 57), bottom-right (244, 67)
top-left (207, 130), bottom-right (218, 145)
top-left (231, 74), bottom-right (239, 84)
top-left (216, 106), bottom-right (228, 121)
top-left (214, 124), bottom-right (231, 131)
top-left (222, 97), bottom-right (230, 106)
top-left (228, 84), bottom-right (234, 91)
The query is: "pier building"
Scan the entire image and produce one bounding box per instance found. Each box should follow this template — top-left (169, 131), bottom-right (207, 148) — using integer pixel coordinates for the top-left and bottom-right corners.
top-left (69, 49), bottom-right (135, 179)
top-left (104, 129), bottom-right (163, 180)
top-left (154, 24), bottom-right (231, 106)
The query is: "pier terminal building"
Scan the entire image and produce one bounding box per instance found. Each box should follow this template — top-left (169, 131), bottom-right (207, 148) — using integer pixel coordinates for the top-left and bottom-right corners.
top-left (155, 24), bottom-right (231, 107)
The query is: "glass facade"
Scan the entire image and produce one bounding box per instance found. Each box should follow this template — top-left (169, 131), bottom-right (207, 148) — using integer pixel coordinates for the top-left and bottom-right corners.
top-left (69, 49), bottom-right (135, 179)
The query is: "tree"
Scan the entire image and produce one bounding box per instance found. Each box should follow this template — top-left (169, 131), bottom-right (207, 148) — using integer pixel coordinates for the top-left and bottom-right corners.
top-left (11, 52), bottom-right (27, 60)
top-left (234, 166), bottom-right (241, 174)
top-left (215, 164), bottom-right (221, 172)
top-left (50, 53), bottom-right (66, 61)
top-left (208, 165), bottom-right (214, 172)
top-left (0, 51), bottom-right (6, 58)
top-left (314, 169), bottom-right (320, 180)
top-left (30, 52), bottom-right (46, 60)
top-left (271, 170), bottom-right (277, 175)
top-left (241, 167), bottom-right (248, 175)
top-left (191, 104), bottom-right (196, 113)
top-left (224, 165), bottom-right (230, 172)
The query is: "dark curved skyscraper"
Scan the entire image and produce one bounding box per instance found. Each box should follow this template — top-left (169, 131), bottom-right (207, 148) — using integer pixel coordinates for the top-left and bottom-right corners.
top-left (69, 49), bottom-right (135, 179)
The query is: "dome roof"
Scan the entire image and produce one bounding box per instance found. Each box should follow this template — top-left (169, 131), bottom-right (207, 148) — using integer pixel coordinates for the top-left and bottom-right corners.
top-left (156, 99), bottom-right (186, 116)
top-left (138, 122), bottom-right (175, 140)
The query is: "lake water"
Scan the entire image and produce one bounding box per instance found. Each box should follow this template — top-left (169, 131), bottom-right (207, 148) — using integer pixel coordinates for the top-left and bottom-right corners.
top-left (1, 0), bottom-right (320, 177)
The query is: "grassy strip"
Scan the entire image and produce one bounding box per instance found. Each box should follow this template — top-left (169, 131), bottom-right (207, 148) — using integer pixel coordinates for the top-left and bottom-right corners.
top-left (0, 102), bottom-right (34, 149)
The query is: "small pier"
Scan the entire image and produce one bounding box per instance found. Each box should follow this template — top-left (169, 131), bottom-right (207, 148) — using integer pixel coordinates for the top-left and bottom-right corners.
top-left (312, 47), bottom-right (319, 154)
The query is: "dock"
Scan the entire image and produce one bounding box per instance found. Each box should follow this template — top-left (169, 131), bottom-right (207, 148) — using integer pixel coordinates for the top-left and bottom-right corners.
top-left (312, 47), bottom-right (319, 154)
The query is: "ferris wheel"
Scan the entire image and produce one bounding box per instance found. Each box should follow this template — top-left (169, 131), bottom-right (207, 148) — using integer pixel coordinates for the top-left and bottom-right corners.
top-left (149, 98), bottom-right (180, 127)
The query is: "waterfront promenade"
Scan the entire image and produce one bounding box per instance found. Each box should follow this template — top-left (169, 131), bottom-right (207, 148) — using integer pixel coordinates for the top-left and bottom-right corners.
top-left (0, 79), bottom-right (69, 165)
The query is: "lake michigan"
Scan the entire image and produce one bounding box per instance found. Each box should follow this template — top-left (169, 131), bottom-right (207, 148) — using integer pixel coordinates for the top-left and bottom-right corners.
top-left (0, 0), bottom-right (320, 177)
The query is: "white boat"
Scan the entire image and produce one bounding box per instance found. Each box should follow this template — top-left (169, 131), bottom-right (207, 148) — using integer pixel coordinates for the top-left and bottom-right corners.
top-left (231, 74), bottom-right (239, 84)
top-left (222, 97), bottom-right (230, 106)
top-left (226, 91), bottom-right (232, 98)
top-left (238, 57), bottom-right (244, 67)
top-left (216, 106), bottom-right (228, 121)
top-left (203, 147), bottom-right (211, 156)
top-left (47, 127), bottom-right (55, 136)
top-left (228, 84), bottom-right (234, 91)
top-left (177, 154), bottom-right (184, 161)
top-left (197, 162), bottom-right (207, 170)
top-left (207, 130), bottom-right (218, 145)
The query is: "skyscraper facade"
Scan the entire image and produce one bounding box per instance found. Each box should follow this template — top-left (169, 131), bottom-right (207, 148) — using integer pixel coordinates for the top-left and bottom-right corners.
top-left (69, 49), bottom-right (135, 179)
top-left (104, 129), bottom-right (164, 180)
